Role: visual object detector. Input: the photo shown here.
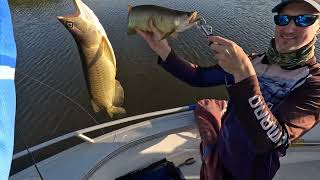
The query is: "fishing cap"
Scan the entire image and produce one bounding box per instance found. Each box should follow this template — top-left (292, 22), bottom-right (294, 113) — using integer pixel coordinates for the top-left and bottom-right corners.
top-left (272, 0), bottom-right (320, 12)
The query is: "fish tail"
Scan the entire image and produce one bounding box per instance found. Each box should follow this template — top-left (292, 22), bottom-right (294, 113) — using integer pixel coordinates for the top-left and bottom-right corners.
top-left (91, 100), bottom-right (101, 112)
top-left (107, 106), bottom-right (126, 119)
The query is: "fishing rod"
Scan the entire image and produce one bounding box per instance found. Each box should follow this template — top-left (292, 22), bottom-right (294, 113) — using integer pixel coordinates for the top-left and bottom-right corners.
top-left (291, 140), bottom-right (320, 146)
top-left (12, 71), bottom-right (106, 178)
top-left (16, 128), bottom-right (44, 180)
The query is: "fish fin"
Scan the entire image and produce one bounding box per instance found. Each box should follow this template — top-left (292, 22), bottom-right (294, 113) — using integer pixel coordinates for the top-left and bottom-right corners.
top-left (91, 100), bottom-right (101, 112)
top-left (101, 37), bottom-right (116, 68)
top-left (160, 29), bottom-right (176, 40)
top-left (127, 27), bottom-right (136, 35)
top-left (106, 106), bottom-right (126, 119)
top-left (128, 5), bottom-right (133, 12)
top-left (171, 32), bottom-right (179, 38)
top-left (113, 80), bottom-right (125, 106)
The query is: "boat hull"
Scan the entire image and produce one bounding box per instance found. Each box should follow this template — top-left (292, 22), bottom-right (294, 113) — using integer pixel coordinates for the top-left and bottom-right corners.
top-left (10, 110), bottom-right (320, 180)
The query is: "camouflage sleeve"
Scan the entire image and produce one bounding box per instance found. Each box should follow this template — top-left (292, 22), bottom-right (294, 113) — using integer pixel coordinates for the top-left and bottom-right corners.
top-left (158, 50), bottom-right (234, 87)
top-left (227, 73), bottom-right (320, 153)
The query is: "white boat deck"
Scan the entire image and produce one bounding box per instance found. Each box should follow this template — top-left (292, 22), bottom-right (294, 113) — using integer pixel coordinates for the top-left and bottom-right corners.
top-left (10, 111), bottom-right (197, 180)
top-left (10, 110), bottom-right (320, 180)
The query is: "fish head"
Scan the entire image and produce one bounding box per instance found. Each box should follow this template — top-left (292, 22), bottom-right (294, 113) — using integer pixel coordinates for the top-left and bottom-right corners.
top-left (57, 15), bottom-right (96, 45)
top-left (175, 11), bottom-right (199, 32)
top-left (57, 15), bottom-right (83, 35)
top-left (57, 0), bottom-right (102, 45)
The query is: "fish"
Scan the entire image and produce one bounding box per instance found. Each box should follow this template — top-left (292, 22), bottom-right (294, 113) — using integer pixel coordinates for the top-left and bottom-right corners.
top-left (127, 5), bottom-right (200, 39)
top-left (57, 0), bottom-right (126, 118)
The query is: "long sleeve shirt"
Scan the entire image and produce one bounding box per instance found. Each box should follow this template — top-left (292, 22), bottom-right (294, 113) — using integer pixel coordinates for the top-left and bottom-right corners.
top-left (159, 50), bottom-right (320, 179)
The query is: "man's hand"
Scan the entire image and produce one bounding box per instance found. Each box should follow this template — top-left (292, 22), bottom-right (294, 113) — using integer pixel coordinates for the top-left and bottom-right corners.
top-left (135, 19), bottom-right (172, 61)
top-left (208, 36), bottom-right (256, 83)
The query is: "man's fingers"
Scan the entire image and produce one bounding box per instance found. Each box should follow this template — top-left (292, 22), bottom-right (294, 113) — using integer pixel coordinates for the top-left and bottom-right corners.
top-left (135, 28), bottom-right (151, 41)
top-left (149, 19), bottom-right (156, 31)
top-left (135, 28), bottom-right (146, 37)
top-left (208, 36), bottom-right (234, 46)
top-left (214, 53), bottom-right (226, 61)
top-left (208, 36), bottom-right (232, 44)
top-left (149, 19), bottom-right (163, 35)
top-left (210, 43), bottom-right (230, 55)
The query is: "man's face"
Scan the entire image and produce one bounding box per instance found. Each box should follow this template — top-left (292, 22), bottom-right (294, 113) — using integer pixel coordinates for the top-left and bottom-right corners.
top-left (275, 2), bottom-right (320, 53)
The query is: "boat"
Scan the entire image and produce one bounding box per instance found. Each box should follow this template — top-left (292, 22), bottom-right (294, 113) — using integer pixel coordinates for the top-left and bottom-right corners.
top-left (3, 0), bottom-right (320, 179)
top-left (9, 105), bottom-right (320, 180)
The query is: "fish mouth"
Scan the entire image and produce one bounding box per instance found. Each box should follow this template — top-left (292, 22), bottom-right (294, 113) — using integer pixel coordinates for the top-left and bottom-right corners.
top-left (188, 11), bottom-right (199, 24)
top-left (57, 12), bottom-right (80, 20)
top-left (57, 0), bottom-right (81, 20)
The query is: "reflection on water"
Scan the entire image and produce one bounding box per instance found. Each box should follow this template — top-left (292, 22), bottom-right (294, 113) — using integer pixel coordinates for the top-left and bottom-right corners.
top-left (8, 0), bottom-right (320, 174)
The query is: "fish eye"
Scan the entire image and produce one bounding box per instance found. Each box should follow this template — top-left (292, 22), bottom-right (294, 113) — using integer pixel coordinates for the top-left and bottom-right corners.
top-left (66, 21), bottom-right (73, 29)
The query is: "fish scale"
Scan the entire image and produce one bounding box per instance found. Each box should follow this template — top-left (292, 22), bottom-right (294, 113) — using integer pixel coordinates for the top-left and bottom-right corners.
top-left (57, 0), bottom-right (125, 118)
top-left (89, 57), bottom-right (115, 104)
top-left (127, 5), bottom-right (199, 39)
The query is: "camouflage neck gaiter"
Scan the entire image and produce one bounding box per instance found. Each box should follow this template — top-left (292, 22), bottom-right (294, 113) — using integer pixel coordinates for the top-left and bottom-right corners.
top-left (266, 38), bottom-right (316, 69)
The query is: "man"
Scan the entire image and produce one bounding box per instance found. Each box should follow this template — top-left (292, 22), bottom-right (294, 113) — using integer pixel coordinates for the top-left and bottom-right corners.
top-left (0, 0), bottom-right (17, 179)
top-left (136, 0), bottom-right (320, 179)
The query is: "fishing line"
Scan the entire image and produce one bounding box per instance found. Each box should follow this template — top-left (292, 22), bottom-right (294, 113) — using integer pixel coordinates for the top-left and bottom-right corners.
top-left (16, 128), bottom-right (44, 180)
top-left (13, 70), bottom-right (108, 179)
top-left (15, 70), bottom-right (105, 135)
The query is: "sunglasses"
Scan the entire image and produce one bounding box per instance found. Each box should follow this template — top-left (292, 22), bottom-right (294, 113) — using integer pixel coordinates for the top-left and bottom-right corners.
top-left (274, 14), bottom-right (319, 27)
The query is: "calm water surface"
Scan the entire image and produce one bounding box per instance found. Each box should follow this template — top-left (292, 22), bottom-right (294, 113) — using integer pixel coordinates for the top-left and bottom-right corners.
top-left (9, 0), bottom-right (320, 174)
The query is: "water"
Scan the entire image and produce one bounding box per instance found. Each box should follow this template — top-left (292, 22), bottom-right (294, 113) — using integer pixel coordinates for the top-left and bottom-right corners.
top-left (8, 0), bottom-right (320, 174)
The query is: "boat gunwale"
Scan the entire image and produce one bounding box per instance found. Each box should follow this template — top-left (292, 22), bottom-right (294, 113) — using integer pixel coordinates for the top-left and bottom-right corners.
top-left (13, 105), bottom-right (196, 160)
